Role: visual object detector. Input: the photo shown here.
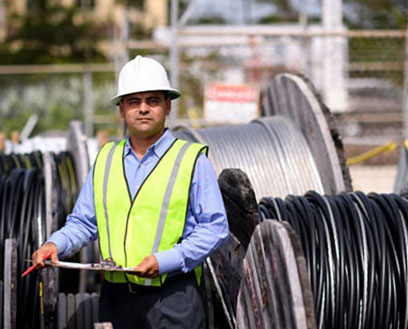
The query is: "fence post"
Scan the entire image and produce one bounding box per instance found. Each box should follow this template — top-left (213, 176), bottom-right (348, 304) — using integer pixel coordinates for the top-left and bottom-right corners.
top-left (83, 71), bottom-right (94, 137)
top-left (322, 0), bottom-right (348, 112)
top-left (169, 0), bottom-right (180, 120)
top-left (402, 22), bottom-right (408, 140)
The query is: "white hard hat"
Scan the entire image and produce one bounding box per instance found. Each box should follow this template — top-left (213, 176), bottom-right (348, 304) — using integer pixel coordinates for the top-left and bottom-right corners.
top-left (111, 55), bottom-right (181, 105)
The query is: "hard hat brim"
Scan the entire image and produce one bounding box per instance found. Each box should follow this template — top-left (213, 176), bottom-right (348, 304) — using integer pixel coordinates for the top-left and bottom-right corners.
top-left (111, 88), bottom-right (181, 106)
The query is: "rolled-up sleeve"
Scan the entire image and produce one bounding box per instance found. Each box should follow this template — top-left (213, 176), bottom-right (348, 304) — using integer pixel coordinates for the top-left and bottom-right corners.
top-left (155, 154), bottom-right (229, 274)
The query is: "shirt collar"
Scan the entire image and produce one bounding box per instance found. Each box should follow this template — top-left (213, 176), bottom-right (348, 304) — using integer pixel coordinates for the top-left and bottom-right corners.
top-left (124, 128), bottom-right (176, 158)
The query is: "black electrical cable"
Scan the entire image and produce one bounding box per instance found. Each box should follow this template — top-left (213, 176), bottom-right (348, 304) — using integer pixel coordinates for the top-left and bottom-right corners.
top-left (0, 174), bottom-right (6, 278)
top-left (339, 192), bottom-right (364, 329)
top-left (20, 170), bottom-right (46, 328)
top-left (352, 192), bottom-right (385, 326)
top-left (259, 191), bottom-right (408, 329)
top-left (7, 169), bottom-right (26, 237)
top-left (53, 152), bottom-right (78, 229)
top-left (0, 151), bottom-right (79, 329)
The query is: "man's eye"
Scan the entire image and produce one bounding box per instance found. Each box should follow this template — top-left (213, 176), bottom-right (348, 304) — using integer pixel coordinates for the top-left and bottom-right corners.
top-left (148, 99), bottom-right (159, 106)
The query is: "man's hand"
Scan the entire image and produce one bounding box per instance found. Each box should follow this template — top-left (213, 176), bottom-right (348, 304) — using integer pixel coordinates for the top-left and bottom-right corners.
top-left (32, 242), bottom-right (59, 268)
top-left (131, 255), bottom-right (159, 278)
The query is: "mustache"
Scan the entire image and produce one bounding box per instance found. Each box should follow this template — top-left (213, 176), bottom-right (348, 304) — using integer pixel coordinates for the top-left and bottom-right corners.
top-left (135, 116), bottom-right (152, 120)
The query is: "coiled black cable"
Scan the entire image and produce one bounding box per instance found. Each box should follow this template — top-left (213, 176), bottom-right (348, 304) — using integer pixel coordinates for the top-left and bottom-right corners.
top-left (259, 191), bottom-right (408, 329)
top-left (0, 151), bottom-right (78, 329)
top-left (53, 152), bottom-right (78, 229)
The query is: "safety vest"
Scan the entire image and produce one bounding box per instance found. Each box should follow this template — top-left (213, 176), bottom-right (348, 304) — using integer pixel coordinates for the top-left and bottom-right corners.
top-left (93, 138), bottom-right (208, 286)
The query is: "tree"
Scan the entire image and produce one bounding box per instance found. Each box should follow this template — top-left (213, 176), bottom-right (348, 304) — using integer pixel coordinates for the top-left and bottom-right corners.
top-left (256, 0), bottom-right (406, 28)
top-left (0, 1), bottom-right (106, 64)
top-left (344, 0), bottom-right (407, 28)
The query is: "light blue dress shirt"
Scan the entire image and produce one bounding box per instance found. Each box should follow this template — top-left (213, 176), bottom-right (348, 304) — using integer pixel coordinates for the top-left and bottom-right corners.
top-left (47, 129), bottom-right (229, 275)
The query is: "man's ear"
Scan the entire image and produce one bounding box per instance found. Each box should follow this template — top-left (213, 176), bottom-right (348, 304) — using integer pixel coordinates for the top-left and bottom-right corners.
top-left (119, 102), bottom-right (125, 119)
top-left (165, 97), bottom-right (171, 116)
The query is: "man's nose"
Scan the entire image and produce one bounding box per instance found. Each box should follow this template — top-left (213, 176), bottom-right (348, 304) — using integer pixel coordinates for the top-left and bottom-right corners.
top-left (139, 100), bottom-right (150, 113)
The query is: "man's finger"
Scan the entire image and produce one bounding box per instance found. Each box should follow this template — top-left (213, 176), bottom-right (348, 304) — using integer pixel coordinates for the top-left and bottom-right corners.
top-left (33, 252), bottom-right (44, 267)
top-left (50, 252), bottom-right (59, 264)
top-left (32, 242), bottom-right (58, 268)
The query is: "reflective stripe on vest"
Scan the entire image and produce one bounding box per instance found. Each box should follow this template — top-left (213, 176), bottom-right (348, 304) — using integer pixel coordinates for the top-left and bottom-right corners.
top-left (93, 138), bottom-right (207, 286)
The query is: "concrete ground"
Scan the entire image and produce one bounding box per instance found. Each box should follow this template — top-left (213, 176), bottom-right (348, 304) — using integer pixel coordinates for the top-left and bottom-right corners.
top-left (348, 165), bottom-right (397, 193)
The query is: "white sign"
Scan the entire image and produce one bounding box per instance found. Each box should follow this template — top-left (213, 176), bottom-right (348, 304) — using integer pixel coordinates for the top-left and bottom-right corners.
top-left (204, 83), bottom-right (259, 124)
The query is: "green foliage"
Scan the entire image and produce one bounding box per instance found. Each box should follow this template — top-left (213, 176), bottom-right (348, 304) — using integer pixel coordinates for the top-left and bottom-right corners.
top-left (257, 0), bottom-right (406, 28)
top-left (127, 0), bottom-right (145, 10)
top-left (0, 74), bottom-right (85, 135)
top-left (349, 37), bottom-right (404, 62)
top-left (256, 0), bottom-right (294, 14)
top-left (344, 0), bottom-right (406, 28)
top-left (257, 14), bottom-right (299, 24)
top-left (131, 22), bottom-right (152, 39)
top-left (167, 0), bottom-right (188, 23)
top-left (349, 36), bottom-right (405, 85)
top-left (35, 102), bottom-right (82, 134)
top-left (344, 1), bottom-right (406, 86)
top-left (193, 16), bottom-right (227, 25)
top-left (0, 2), bottom-right (106, 64)
top-left (177, 51), bottom-right (223, 119)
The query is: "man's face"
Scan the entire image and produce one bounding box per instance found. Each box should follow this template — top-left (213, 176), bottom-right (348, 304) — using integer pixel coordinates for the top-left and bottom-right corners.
top-left (119, 91), bottom-right (171, 139)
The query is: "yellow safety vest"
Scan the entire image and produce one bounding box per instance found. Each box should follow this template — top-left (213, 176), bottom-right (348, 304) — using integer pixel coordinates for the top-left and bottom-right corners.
top-left (93, 138), bottom-right (207, 286)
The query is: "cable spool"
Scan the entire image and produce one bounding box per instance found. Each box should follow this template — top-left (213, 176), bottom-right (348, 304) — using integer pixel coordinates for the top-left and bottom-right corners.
top-left (0, 151), bottom-right (79, 329)
top-left (0, 151), bottom-right (42, 176)
top-left (0, 167), bottom-right (45, 328)
top-left (258, 191), bottom-right (408, 329)
top-left (173, 74), bottom-right (351, 198)
top-left (173, 74), bottom-right (350, 326)
top-left (236, 220), bottom-right (316, 329)
top-left (52, 151), bottom-right (79, 229)
top-left (262, 73), bottom-right (351, 193)
top-left (174, 116), bottom-right (324, 200)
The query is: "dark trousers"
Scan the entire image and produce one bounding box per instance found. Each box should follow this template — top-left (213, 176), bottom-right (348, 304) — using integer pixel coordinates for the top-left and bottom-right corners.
top-left (99, 273), bottom-right (206, 329)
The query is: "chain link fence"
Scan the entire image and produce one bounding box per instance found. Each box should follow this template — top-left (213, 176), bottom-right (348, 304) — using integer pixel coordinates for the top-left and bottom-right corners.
top-left (171, 28), bottom-right (406, 138)
top-left (0, 67), bottom-right (118, 139)
top-left (0, 27), bottom-right (406, 151)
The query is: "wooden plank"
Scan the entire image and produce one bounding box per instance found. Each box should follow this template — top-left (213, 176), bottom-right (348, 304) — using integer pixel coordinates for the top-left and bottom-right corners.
top-left (0, 280), bottom-right (3, 329)
top-left (236, 221), bottom-right (316, 329)
top-left (4, 239), bottom-right (17, 329)
top-left (75, 293), bottom-right (85, 329)
top-left (57, 293), bottom-right (67, 329)
top-left (83, 293), bottom-right (92, 329)
top-left (91, 293), bottom-right (99, 325)
top-left (41, 267), bottom-right (58, 329)
top-left (66, 293), bottom-right (76, 329)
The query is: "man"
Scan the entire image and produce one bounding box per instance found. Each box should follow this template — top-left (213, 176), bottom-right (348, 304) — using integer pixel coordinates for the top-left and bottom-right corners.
top-left (32, 55), bottom-right (229, 329)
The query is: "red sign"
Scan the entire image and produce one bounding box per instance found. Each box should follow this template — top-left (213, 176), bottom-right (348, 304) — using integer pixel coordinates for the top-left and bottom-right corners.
top-left (206, 83), bottom-right (257, 103)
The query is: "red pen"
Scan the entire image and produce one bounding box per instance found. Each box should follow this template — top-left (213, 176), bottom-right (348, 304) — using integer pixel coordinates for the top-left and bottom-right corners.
top-left (21, 252), bottom-right (52, 278)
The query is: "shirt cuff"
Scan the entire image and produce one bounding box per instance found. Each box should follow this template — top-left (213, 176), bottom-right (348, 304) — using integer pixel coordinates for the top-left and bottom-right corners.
top-left (154, 248), bottom-right (184, 275)
top-left (47, 232), bottom-right (68, 258)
